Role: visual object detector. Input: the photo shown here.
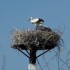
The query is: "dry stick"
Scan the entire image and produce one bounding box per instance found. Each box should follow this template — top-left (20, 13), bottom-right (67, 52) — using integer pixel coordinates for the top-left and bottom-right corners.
top-left (42, 35), bottom-right (53, 70)
top-left (42, 47), bottom-right (61, 70)
top-left (66, 51), bottom-right (70, 62)
top-left (36, 34), bottom-right (56, 69)
top-left (41, 34), bottom-right (55, 70)
top-left (37, 34), bottom-right (57, 70)
top-left (36, 35), bottom-right (57, 69)
top-left (56, 47), bottom-right (60, 70)
top-left (42, 49), bottom-right (50, 70)
top-left (37, 58), bottom-right (43, 70)
top-left (53, 50), bottom-right (69, 69)
top-left (65, 51), bottom-right (70, 70)
top-left (47, 52), bottom-right (58, 64)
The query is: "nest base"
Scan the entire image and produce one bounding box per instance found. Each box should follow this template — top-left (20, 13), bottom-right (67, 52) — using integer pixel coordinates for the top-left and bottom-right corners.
top-left (12, 43), bottom-right (57, 50)
top-left (11, 29), bottom-right (60, 50)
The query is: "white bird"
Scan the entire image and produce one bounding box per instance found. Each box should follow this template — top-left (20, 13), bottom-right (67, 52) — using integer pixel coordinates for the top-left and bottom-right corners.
top-left (29, 17), bottom-right (44, 26)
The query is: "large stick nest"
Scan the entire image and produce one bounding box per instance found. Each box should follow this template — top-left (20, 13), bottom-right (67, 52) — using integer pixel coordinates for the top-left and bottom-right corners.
top-left (11, 29), bottom-right (61, 50)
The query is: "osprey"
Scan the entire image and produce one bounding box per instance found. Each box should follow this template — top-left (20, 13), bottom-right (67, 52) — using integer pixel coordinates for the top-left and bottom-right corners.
top-left (36, 26), bottom-right (52, 31)
top-left (28, 17), bottom-right (52, 31)
top-left (29, 17), bottom-right (44, 26)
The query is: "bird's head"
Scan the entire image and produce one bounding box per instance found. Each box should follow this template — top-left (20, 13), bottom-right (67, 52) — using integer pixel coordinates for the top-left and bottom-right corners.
top-left (28, 17), bottom-right (33, 21)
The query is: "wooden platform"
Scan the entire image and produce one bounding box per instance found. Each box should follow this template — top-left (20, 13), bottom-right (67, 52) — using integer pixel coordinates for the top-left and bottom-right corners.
top-left (12, 43), bottom-right (57, 50)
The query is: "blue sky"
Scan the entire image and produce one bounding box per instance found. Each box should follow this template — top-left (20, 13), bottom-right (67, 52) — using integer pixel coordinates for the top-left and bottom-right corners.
top-left (0, 0), bottom-right (70, 70)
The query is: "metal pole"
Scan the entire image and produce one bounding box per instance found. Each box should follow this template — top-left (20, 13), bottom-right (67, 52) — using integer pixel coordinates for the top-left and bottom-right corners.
top-left (28, 63), bottom-right (36, 70)
top-left (28, 49), bottom-right (37, 70)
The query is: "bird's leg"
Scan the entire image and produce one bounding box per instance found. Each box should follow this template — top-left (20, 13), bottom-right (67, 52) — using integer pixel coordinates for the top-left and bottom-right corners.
top-left (35, 24), bottom-right (40, 30)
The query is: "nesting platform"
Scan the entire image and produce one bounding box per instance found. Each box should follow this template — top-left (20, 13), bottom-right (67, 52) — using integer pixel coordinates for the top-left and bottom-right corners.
top-left (11, 29), bottom-right (60, 50)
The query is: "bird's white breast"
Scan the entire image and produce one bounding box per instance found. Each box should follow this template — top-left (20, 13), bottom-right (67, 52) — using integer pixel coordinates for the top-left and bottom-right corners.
top-left (30, 18), bottom-right (39, 23)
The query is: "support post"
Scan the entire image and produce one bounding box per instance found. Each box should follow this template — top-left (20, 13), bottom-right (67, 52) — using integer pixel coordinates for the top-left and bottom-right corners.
top-left (28, 49), bottom-right (37, 70)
